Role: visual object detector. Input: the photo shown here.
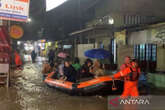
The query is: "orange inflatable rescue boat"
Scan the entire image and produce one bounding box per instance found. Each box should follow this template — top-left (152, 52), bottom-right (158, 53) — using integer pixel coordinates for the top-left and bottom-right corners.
top-left (44, 72), bottom-right (123, 95)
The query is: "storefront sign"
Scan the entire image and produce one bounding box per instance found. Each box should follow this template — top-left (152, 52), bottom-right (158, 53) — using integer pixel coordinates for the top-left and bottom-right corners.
top-left (0, 0), bottom-right (30, 22)
top-left (10, 25), bottom-right (24, 39)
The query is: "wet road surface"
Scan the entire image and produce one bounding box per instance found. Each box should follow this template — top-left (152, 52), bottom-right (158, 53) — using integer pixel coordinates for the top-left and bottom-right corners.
top-left (0, 62), bottom-right (107, 110)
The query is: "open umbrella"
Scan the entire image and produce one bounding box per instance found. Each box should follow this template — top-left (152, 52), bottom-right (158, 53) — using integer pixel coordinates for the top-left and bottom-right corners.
top-left (84, 49), bottom-right (111, 59)
top-left (57, 52), bottom-right (68, 58)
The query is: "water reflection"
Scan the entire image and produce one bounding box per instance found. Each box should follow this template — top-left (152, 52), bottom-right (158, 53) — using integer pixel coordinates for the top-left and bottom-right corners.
top-left (0, 62), bottom-right (107, 110)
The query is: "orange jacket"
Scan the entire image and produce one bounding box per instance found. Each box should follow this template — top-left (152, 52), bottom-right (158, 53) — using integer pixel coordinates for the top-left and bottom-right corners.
top-left (120, 63), bottom-right (132, 70)
top-left (114, 67), bottom-right (140, 81)
top-left (15, 52), bottom-right (22, 66)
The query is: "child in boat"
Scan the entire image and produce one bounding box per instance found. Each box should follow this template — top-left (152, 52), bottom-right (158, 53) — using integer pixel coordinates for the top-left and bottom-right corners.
top-left (72, 57), bottom-right (81, 72)
top-left (90, 59), bottom-right (105, 78)
top-left (80, 59), bottom-right (94, 78)
top-left (42, 62), bottom-right (52, 74)
top-left (42, 61), bottom-right (53, 80)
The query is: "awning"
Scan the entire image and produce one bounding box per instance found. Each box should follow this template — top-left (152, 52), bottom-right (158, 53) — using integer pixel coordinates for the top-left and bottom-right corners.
top-left (69, 25), bottom-right (114, 36)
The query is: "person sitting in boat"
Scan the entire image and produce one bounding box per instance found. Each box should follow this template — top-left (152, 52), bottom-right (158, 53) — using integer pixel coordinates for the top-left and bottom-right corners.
top-left (42, 61), bottom-right (53, 80)
top-left (58, 59), bottom-right (64, 76)
top-left (90, 59), bottom-right (105, 78)
top-left (42, 61), bottom-right (52, 74)
top-left (51, 61), bottom-right (60, 79)
top-left (64, 59), bottom-right (77, 82)
top-left (80, 59), bottom-right (94, 78)
top-left (56, 58), bottom-right (67, 80)
top-left (72, 57), bottom-right (81, 72)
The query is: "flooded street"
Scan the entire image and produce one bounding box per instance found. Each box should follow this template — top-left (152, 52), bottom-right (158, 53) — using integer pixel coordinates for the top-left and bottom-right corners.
top-left (1, 0), bottom-right (165, 110)
top-left (0, 62), bottom-right (107, 110)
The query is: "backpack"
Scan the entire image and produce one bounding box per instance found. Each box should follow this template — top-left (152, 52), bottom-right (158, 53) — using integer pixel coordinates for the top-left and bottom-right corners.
top-left (126, 67), bottom-right (140, 81)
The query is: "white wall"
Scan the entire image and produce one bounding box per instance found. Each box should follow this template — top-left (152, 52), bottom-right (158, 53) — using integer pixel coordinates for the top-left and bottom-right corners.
top-left (157, 47), bottom-right (165, 71)
top-left (127, 30), bottom-right (152, 45)
top-left (77, 44), bottom-right (94, 64)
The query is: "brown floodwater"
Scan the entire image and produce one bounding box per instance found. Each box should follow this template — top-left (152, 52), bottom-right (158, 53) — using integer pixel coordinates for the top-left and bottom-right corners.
top-left (0, 62), bottom-right (107, 110)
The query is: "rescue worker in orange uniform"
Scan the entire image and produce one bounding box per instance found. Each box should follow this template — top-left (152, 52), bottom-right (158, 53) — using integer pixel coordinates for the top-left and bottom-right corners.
top-left (120, 56), bottom-right (132, 70)
top-left (111, 61), bottom-right (141, 98)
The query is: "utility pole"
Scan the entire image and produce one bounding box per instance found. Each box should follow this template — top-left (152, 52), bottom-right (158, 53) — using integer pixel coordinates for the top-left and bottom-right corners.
top-left (78, 0), bottom-right (83, 44)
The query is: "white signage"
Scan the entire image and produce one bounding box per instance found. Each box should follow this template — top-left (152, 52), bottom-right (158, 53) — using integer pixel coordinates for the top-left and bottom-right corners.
top-left (0, 0), bottom-right (30, 22)
top-left (46, 0), bottom-right (67, 12)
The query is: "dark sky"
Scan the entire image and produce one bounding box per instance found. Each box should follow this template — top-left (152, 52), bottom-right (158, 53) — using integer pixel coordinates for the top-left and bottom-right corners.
top-left (21, 0), bottom-right (165, 41)
top-left (22, 0), bottom-right (101, 41)
top-left (20, 0), bottom-right (45, 40)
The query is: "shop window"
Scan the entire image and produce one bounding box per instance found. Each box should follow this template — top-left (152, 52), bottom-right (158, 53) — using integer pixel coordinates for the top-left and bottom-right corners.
top-left (152, 45), bottom-right (157, 61)
top-left (89, 38), bottom-right (95, 44)
top-left (134, 44), bottom-right (157, 61)
top-left (82, 38), bottom-right (88, 44)
top-left (134, 44), bottom-right (157, 72)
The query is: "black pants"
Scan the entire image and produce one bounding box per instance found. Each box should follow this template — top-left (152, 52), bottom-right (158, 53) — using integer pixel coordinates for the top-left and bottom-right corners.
top-left (48, 57), bottom-right (54, 67)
